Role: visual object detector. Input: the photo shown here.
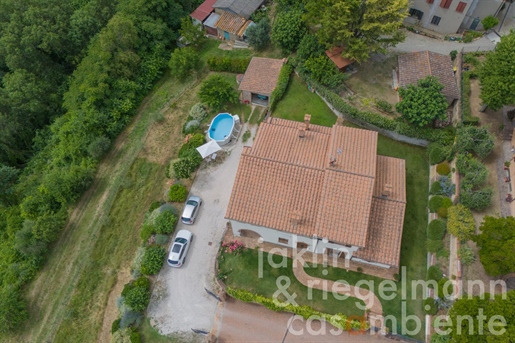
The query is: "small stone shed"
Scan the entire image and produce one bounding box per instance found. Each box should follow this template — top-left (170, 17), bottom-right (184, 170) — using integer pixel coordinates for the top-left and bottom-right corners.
top-left (238, 57), bottom-right (285, 107)
top-left (397, 50), bottom-right (459, 105)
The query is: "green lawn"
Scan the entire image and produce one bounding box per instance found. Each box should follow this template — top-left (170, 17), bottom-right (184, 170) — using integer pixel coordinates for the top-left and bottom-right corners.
top-left (273, 75), bottom-right (337, 126)
top-left (218, 249), bottom-right (366, 317)
top-left (305, 133), bottom-right (429, 340)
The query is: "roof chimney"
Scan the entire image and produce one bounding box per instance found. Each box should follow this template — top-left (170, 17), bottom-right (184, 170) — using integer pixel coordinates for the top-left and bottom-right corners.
top-left (291, 210), bottom-right (302, 226)
top-left (304, 114), bottom-right (311, 131)
top-left (329, 157), bottom-right (336, 167)
top-left (298, 123), bottom-right (306, 138)
top-left (382, 184), bottom-right (393, 197)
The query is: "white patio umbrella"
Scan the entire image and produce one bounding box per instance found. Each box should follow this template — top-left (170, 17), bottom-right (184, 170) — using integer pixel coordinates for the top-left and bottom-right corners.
top-left (196, 140), bottom-right (222, 159)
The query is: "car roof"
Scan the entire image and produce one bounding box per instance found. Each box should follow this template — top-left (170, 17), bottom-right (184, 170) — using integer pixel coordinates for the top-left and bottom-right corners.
top-left (175, 229), bottom-right (192, 240)
top-left (187, 195), bottom-right (201, 203)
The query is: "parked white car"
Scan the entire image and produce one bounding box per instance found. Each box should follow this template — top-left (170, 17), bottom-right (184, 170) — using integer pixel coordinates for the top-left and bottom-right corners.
top-left (167, 230), bottom-right (193, 268)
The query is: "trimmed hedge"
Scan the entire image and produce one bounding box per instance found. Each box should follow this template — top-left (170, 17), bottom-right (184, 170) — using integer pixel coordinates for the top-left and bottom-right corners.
top-left (206, 56), bottom-right (251, 73)
top-left (424, 298), bottom-right (438, 315)
top-left (270, 62), bottom-right (293, 111)
top-left (141, 245), bottom-right (166, 275)
top-left (427, 265), bottom-right (443, 283)
top-left (154, 211), bottom-right (178, 235)
top-left (427, 239), bottom-right (444, 253)
top-left (430, 181), bottom-right (443, 195)
top-left (428, 143), bottom-right (447, 165)
top-left (437, 207), bottom-right (448, 218)
top-left (226, 287), bottom-right (367, 331)
top-left (297, 70), bottom-right (455, 143)
top-left (436, 162), bottom-right (451, 175)
top-left (428, 219), bottom-right (446, 240)
top-left (429, 196), bottom-right (452, 213)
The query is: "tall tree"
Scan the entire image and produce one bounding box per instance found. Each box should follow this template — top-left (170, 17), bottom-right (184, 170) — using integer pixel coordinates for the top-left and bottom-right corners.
top-left (474, 216), bottom-right (515, 276)
top-left (479, 31), bottom-right (515, 110)
top-left (271, 8), bottom-right (307, 54)
top-left (305, 0), bottom-right (408, 62)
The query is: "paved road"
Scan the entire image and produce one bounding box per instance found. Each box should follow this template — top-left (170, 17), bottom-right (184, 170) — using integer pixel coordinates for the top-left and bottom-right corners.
top-left (390, 31), bottom-right (495, 54)
top-left (147, 135), bottom-right (245, 339)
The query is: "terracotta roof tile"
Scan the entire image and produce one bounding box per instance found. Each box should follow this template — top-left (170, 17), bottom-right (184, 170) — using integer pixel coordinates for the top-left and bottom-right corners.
top-left (398, 51), bottom-right (459, 100)
top-left (225, 118), bottom-right (406, 266)
top-left (354, 198), bottom-right (406, 267)
top-left (238, 57), bottom-right (284, 95)
top-left (215, 11), bottom-right (247, 34)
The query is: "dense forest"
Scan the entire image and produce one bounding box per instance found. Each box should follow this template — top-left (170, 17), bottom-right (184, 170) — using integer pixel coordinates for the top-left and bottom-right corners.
top-left (0, 0), bottom-right (200, 332)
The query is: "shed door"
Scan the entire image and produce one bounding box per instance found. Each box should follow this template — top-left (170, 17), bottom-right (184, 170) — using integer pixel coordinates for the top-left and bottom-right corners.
top-left (224, 31), bottom-right (230, 40)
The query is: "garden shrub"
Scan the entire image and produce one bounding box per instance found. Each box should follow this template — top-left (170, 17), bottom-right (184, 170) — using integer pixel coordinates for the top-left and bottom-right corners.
top-left (436, 162), bottom-right (451, 175)
top-left (424, 298), bottom-right (438, 315)
top-left (437, 207), bottom-right (448, 218)
top-left (168, 183), bottom-right (188, 202)
top-left (155, 234), bottom-right (169, 245)
top-left (427, 265), bottom-right (443, 283)
top-left (456, 153), bottom-right (487, 187)
top-left (296, 69), bottom-right (455, 143)
top-left (374, 99), bottom-right (393, 113)
top-left (429, 196), bottom-right (452, 212)
top-left (269, 62), bottom-right (293, 111)
top-left (438, 176), bottom-right (456, 197)
top-left (206, 56), bottom-right (251, 73)
top-left (141, 245), bottom-right (166, 275)
top-left (173, 158), bottom-right (201, 179)
top-left (303, 55), bottom-right (347, 90)
top-left (458, 245), bottom-right (475, 266)
top-left (148, 201), bottom-right (163, 213)
top-left (428, 219), bottom-right (446, 240)
top-left (447, 204), bottom-right (475, 241)
top-left (450, 50), bottom-right (458, 61)
top-left (189, 103), bottom-right (208, 122)
top-left (428, 143), bottom-right (447, 165)
top-left (120, 311), bottom-right (144, 329)
top-left (460, 187), bottom-right (492, 211)
top-left (427, 239), bottom-right (444, 253)
top-left (182, 120), bottom-right (200, 135)
top-left (112, 318), bottom-right (121, 334)
top-left (87, 135), bottom-right (111, 159)
top-left (139, 224), bottom-right (155, 242)
top-left (125, 287), bottom-right (151, 312)
top-left (130, 331), bottom-right (141, 343)
top-left (455, 126), bottom-right (494, 159)
top-left (482, 15), bottom-right (499, 31)
top-left (430, 181), bottom-right (442, 195)
top-left (154, 211), bottom-right (178, 235)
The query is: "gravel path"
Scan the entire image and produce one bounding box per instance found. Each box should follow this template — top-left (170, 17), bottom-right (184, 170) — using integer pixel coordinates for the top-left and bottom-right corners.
top-left (147, 128), bottom-right (248, 339)
top-left (390, 31), bottom-right (496, 54)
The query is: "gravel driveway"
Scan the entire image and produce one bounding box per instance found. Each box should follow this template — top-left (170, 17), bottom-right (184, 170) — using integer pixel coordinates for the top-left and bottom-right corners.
top-left (147, 133), bottom-right (246, 339)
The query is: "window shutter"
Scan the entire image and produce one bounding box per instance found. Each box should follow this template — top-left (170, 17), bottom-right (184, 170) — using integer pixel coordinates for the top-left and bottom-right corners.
top-left (427, 0), bottom-right (434, 3)
top-left (440, 0), bottom-right (452, 9)
top-left (456, 1), bottom-right (467, 12)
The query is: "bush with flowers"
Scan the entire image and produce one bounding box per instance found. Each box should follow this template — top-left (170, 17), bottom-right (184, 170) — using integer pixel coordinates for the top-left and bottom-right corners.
top-left (222, 240), bottom-right (245, 254)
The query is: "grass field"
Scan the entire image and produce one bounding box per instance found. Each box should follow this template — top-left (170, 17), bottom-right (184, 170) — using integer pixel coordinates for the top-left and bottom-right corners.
top-left (273, 75), bottom-right (337, 126)
top-left (218, 249), bottom-right (366, 317)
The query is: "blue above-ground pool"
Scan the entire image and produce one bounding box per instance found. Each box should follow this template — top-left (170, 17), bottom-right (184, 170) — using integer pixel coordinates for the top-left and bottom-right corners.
top-left (208, 113), bottom-right (235, 146)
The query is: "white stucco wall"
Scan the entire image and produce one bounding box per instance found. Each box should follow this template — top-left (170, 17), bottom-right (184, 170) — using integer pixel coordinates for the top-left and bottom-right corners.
top-left (410, 0), bottom-right (471, 34)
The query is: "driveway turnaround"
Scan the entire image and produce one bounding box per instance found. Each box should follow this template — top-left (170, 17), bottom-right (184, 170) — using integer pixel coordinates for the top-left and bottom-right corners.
top-left (147, 138), bottom-right (245, 338)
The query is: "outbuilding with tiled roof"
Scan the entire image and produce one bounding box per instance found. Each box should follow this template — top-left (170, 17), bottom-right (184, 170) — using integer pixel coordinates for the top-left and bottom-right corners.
top-left (225, 116), bottom-right (407, 269)
top-left (398, 50), bottom-right (459, 104)
top-left (238, 57), bottom-right (285, 107)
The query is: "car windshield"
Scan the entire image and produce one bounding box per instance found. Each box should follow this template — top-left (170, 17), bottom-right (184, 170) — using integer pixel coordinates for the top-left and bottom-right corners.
top-left (186, 200), bottom-right (197, 206)
top-left (171, 243), bottom-right (182, 253)
top-left (168, 259), bottom-right (178, 265)
top-left (175, 237), bottom-right (187, 244)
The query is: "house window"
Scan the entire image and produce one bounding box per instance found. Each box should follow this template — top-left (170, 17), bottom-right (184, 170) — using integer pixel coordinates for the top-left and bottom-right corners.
top-left (440, 0), bottom-right (452, 9)
top-left (278, 238), bottom-right (288, 244)
top-left (297, 242), bottom-right (308, 249)
top-left (431, 15), bottom-right (442, 25)
top-left (427, 0), bottom-right (434, 3)
top-left (456, 1), bottom-right (467, 12)
top-left (409, 8), bottom-right (424, 20)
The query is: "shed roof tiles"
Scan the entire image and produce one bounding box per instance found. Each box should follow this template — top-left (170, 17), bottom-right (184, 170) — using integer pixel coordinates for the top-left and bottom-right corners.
top-left (398, 50), bottom-right (459, 100)
top-left (225, 118), bottom-right (406, 267)
top-left (238, 57), bottom-right (284, 96)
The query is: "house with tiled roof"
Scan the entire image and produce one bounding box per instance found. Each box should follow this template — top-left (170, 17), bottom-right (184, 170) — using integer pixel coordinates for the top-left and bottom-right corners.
top-left (190, 0), bottom-right (218, 36)
top-left (225, 116), bottom-right (406, 269)
top-left (398, 50), bottom-right (459, 105)
top-left (213, 0), bottom-right (263, 41)
top-left (238, 57), bottom-right (285, 107)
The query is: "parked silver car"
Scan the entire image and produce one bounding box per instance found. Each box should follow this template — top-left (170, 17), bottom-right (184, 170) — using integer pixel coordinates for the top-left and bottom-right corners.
top-left (181, 196), bottom-right (202, 224)
top-left (167, 229), bottom-right (193, 268)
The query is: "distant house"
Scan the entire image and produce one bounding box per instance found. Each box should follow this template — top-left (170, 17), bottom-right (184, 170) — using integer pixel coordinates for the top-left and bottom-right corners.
top-left (406, 0), bottom-right (504, 34)
top-left (398, 50), bottom-right (459, 105)
top-left (213, 0), bottom-right (264, 41)
top-left (239, 57), bottom-right (285, 107)
top-left (325, 47), bottom-right (354, 72)
top-left (226, 116), bottom-right (406, 270)
top-left (190, 0), bottom-right (218, 36)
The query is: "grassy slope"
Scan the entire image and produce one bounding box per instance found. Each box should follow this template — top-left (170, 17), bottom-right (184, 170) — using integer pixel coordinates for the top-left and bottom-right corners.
top-left (273, 75), bottom-right (337, 126)
top-left (218, 249), bottom-right (366, 317)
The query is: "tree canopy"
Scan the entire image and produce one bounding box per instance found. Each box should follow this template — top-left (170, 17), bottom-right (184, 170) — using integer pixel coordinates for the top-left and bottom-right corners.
top-left (271, 8), bottom-right (307, 54)
top-left (198, 75), bottom-right (238, 110)
top-left (474, 216), bottom-right (515, 276)
top-left (246, 18), bottom-right (271, 51)
top-left (479, 31), bottom-right (515, 110)
top-left (395, 76), bottom-right (449, 127)
top-left (305, 0), bottom-right (408, 62)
